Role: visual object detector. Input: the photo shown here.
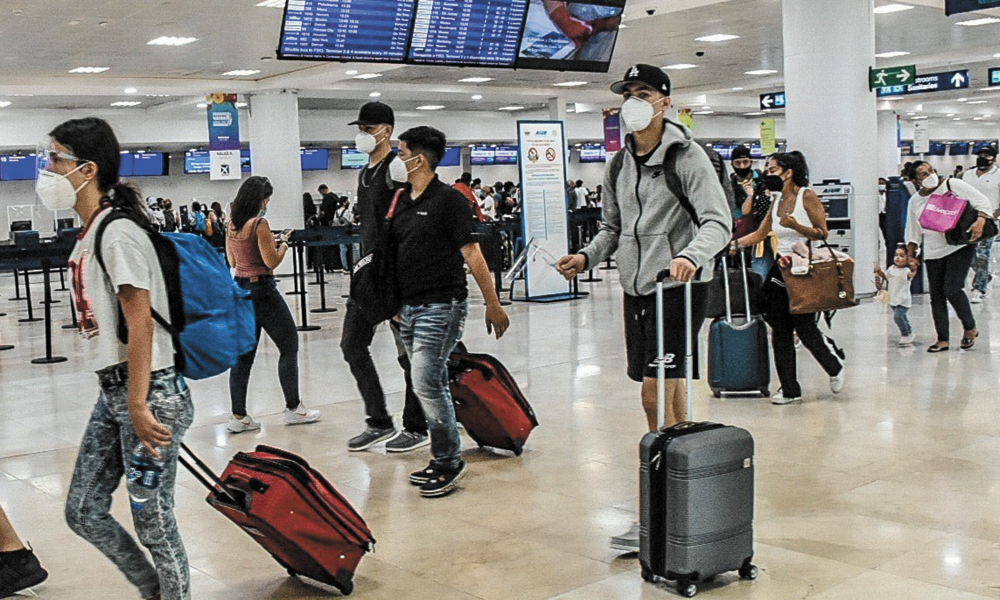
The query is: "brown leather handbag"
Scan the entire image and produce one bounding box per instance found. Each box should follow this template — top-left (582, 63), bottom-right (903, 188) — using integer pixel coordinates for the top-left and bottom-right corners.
top-left (778, 241), bottom-right (858, 315)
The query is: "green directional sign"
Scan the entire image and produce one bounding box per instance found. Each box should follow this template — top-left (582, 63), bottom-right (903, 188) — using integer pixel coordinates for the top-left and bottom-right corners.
top-left (870, 65), bottom-right (916, 90)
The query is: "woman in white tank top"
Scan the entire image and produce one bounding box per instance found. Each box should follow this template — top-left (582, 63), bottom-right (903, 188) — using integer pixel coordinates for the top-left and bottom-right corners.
top-left (733, 151), bottom-right (845, 405)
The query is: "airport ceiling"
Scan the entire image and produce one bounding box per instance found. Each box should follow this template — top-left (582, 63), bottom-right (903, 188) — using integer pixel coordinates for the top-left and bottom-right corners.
top-left (0, 0), bottom-right (998, 122)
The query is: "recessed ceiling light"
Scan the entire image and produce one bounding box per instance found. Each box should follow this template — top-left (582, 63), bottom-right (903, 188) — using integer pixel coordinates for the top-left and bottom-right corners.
top-left (956, 17), bottom-right (1000, 27)
top-left (974, 117), bottom-right (985, 121)
top-left (701, 106), bottom-right (711, 110)
top-left (459, 77), bottom-right (493, 83)
top-left (874, 51), bottom-right (910, 58)
top-left (566, 108), bottom-right (576, 113)
top-left (967, 100), bottom-right (988, 104)
top-left (223, 69), bottom-right (261, 76)
top-left (957, 97), bottom-right (968, 102)
top-left (692, 110), bottom-right (715, 115)
top-left (144, 94), bottom-right (171, 98)
top-left (732, 87), bottom-right (744, 91)
top-left (110, 101), bottom-right (142, 107)
top-left (906, 112), bottom-right (916, 115)
top-left (745, 69), bottom-right (778, 75)
top-left (498, 106), bottom-right (525, 111)
top-left (744, 111), bottom-right (765, 116)
top-left (69, 66), bottom-right (110, 74)
top-left (256, 0), bottom-right (286, 6)
top-left (147, 36), bottom-right (198, 46)
top-left (196, 103), bottom-right (208, 109)
top-left (417, 105), bottom-right (445, 110)
top-left (235, 102), bottom-right (248, 108)
top-left (369, 92), bottom-right (381, 98)
top-left (124, 87), bottom-right (138, 94)
top-left (353, 73), bottom-right (382, 80)
top-left (912, 115), bottom-right (928, 119)
top-left (873, 3), bottom-right (914, 14)
top-left (695, 34), bottom-right (739, 42)
top-left (553, 81), bottom-right (588, 87)
top-left (665, 64), bottom-right (698, 70)
top-left (953, 117), bottom-right (962, 121)
top-left (946, 113), bottom-right (955, 116)
top-left (0, 101), bottom-right (11, 108)
top-left (471, 94), bottom-right (483, 100)
top-left (345, 70), bottom-right (359, 75)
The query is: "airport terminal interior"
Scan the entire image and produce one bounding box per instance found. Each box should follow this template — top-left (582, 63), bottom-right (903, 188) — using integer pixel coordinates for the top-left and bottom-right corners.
top-left (2, 0), bottom-right (1000, 598)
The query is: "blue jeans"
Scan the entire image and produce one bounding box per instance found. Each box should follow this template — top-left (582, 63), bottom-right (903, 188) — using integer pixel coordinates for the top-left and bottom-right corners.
top-left (66, 365), bottom-right (194, 600)
top-left (892, 305), bottom-right (912, 337)
top-left (972, 234), bottom-right (995, 294)
top-left (398, 300), bottom-right (468, 472)
top-left (230, 276), bottom-right (300, 416)
top-left (340, 244), bottom-right (360, 271)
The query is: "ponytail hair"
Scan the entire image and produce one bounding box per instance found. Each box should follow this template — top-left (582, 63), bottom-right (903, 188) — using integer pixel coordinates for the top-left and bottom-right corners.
top-left (48, 117), bottom-right (150, 226)
top-left (770, 150), bottom-right (810, 188)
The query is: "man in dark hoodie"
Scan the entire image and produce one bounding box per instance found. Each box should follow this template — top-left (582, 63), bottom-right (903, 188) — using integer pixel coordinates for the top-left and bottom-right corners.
top-left (556, 64), bottom-right (731, 553)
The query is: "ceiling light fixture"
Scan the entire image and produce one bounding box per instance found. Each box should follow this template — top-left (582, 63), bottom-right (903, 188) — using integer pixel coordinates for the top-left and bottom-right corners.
top-left (967, 100), bottom-right (988, 104)
top-left (345, 70), bottom-right (359, 75)
top-left (701, 105), bottom-right (711, 110)
top-left (498, 106), bottom-right (525, 111)
top-left (956, 17), bottom-right (1000, 26)
top-left (256, 0), bottom-right (286, 6)
top-left (110, 101), bottom-right (142, 107)
top-left (417, 105), bottom-right (445, 110)
top-left (196, 103), bottom-right (209, 109)
top-left (745, 69), bottom-right (778, 75)
top-left (692, 110), bottom-right (715, 115)
top-left (353, 73), bottom-right (382, 80)
top-left (459, 77), bottom-right (493, 83)
top-left (957, 97), bottom-right (968, 102)
top-left (732, 87), bottom-right (744, 91)
top-left (911, 115), bottom-right (928, 119)
top-left (873, 3), bottom-right (914, 14)
top-left (471, 94), bottom-right (483, 100)
top-left (235, 102), bottom-right (248, 108)
top-left (665, 64), bottom-right (698, 70)
top-left (369, 92), bottom-right (381, 98)
top-left (744, 111), bottom-right (765, 116)
top-left (946, 113), bottom-right (955, 116)
top-left (874, 51), bottom-right (910, 58)
top-left (69, 67), bottom-right (110, 74)
top-left (0, 101), bottom-right (11, 108)
top-left (124, 87), bottom-right (138, 94)
top-left (144, 94), bottom-right (171, 98)
top-left (695, 34), bottom-right (739, 42)
top-left (223, 69), bottom-right (261, 76)
top-left (147, 36), bottom-right (198, 46)
top-left (553, 81), bottom-right (588, 87)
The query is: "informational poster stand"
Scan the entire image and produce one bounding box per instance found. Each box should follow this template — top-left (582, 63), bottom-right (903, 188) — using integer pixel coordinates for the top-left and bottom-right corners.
top-left (513, 120), bottom-right (579, 302)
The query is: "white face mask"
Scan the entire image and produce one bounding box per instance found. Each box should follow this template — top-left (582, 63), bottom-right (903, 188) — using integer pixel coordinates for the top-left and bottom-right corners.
top-left (36, 164), bottom-right (88, 211)
top-left (401, 155), bottom-right (421, 180)
top-left (921, 173), bottom-right (940, 190)
top-left (620, 96), bottom-right (665, 132)
top-left (388, 155), bottom-right (409, 183)
top-left (354, 127), bottom-right (387, 155)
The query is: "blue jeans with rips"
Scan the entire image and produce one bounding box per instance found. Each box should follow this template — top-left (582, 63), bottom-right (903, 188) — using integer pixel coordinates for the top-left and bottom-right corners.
top-left (65, 364), bottom-right (194, 600)
top-left (398, 299), bottom-right (468, 472)
top-left (971, 234), bottom-right (995, 294)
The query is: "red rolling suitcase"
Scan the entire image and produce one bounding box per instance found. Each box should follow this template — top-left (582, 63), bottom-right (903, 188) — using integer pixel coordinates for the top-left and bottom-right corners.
top-left (447, 351), bottom-right (539, 455)
top-left (179, 444), bottom-right (374, 596)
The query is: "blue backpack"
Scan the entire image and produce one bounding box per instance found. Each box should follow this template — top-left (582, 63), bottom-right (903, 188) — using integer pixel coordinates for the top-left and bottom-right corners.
top-left (95, 209), bottom-right (256, 380)
top-left (193, 210), bottom-right (206, 233)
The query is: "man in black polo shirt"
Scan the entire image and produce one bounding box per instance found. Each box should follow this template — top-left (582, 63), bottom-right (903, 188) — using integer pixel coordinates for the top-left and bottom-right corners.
top-left (340, 102), bottom-right (429, 454)
top-left (393, 126), bottom-right (510, 498)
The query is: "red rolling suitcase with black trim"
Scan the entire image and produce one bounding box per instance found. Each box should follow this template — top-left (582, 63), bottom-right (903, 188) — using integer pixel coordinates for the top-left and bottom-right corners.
top-left (179, 444), bottom-right (374, 596)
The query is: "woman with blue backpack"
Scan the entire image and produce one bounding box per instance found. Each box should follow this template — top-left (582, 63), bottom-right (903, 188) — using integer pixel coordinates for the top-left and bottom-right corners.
top-left (225, 176), bottom-right (321, 433)
top-left (38, 117), bottom-right (194, 600)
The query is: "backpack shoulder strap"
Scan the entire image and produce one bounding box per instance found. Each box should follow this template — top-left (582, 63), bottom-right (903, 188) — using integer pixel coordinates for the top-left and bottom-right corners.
top-left (663, 144), bottom-right (701, 228)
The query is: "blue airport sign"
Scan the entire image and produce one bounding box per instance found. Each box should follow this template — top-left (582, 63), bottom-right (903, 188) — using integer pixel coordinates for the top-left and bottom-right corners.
top-left (945, 0), bottom-right (1000, 16)
top-left (877, 69), bottom-right (970, 97)
top-left (759, 92), bottom-right (786, 110)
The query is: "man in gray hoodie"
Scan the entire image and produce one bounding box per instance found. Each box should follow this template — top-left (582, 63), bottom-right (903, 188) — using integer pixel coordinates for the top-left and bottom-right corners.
top-left (556, 64), bottom-right (731, 551)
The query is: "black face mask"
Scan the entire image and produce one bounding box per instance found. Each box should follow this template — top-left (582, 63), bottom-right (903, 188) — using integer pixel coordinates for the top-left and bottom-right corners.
top-left (762, 174), bottom-right (785, 192)
top-left (977, 157), bottom-right (995, 170)
top-left (734, 167), bottom-right (752, 178)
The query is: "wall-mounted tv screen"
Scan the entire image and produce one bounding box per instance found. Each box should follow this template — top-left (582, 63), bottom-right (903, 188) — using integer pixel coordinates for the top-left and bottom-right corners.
top-left (131, 152), bottom-right (169, 177)
top-left (439, 146), bottom-right (462, 168)
top-left (470, 146), bottom-right (496, 165)
top-left (948, 142), bottom-right (970, 156)
top-left (278, 0), bottom-right (416, 63)
top-left (973, 141), bottom-right (999, 154)
top-left (711, 144), bottom-right (734, 161)
top-left (340, 148), bottom-right (368, 170)
top-left (750, 144), bottom-right (765, 159)
top-left (184, 151), bottom-right (210, 175)
top-left (408, 0), bottom-right (528, 67)
top-left (119, 152), bottom-right (134, 177)
top-left (0, 155), bottom-right (37, 181)
top-left (579, 144), bottom-right (606, 163)
top-left (516, 0), bottom-right (625, 73)
top-left (927, 141), bottom-right (946, 156)
top-left (495, 146), bottom-right (519, 165)
top-left (241, 149), bottom-right (252, 173)
top-left (301, 148), bottom-right (330, 171)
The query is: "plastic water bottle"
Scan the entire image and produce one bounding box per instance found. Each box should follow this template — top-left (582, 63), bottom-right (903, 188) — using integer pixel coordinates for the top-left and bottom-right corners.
top-left (126, 398), bottom-right (178, 513)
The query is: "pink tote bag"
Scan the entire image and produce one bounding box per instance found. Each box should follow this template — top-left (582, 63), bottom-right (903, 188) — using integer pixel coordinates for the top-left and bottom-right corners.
top-left (918, 191), bottom-right (967, 233)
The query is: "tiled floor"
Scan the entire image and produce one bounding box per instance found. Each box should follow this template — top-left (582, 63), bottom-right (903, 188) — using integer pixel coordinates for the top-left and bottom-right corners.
top-left (1, 268), bottom-right (999, 599)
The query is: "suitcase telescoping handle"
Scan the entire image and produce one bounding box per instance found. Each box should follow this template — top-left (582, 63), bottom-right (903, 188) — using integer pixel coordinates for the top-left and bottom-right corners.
top-left (654, 269), bottom-right (694, 429)
top-left (721, 252), bottom-right (754, 324)
top-left (178, 443), bottom-right (243, 508)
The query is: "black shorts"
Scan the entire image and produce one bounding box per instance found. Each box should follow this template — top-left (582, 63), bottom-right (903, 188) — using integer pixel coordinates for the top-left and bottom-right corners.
top-left (624, 284), bottom-right (708, 382)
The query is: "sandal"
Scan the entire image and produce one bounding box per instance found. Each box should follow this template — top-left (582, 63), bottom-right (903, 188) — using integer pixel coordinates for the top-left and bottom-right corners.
top-left (961, 330), bottom-right (979, 350)
top-left (927, 342), bottom-right (950, 353)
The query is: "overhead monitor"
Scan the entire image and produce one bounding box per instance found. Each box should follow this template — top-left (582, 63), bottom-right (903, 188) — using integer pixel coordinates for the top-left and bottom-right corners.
top-left (948, 142), bottom-right (970, 156)
top-left (408, 0), bottom-right (529, 67)
top-left (495, 145), bottom-right (519, 165)
top-left (0, 155), bottom-right (37, 181)
top-left (750, 144), bottom-right (765, 159)
top-left (516, 0), bottom-right (625, 73)
top-left (974, 141), bottom-right (999, 154)
top-left (119, 151), bottom-right (134, 177)
top-left (341, 148), bottom-right (369, 170)
top-left (184, 150), bottom-right (211, 175)
top-left (301, 148), bottom-right (330, 171)
top-left (927, 141), bottom-right (946, 156)
top-left (131, 152), bottom-right (169, 177)
top-left (579, 144), bottom-right (606, 163)
top-left (439, 146), bottom-right (462, 168)
top-left (470, 146), bottom-right (497, 165)
top-left (241, 149), bottom-right (252, 173)
top-left (277, 0), bottom-right (416, 63)
top-left (712, 144), bottom-right (734, 161)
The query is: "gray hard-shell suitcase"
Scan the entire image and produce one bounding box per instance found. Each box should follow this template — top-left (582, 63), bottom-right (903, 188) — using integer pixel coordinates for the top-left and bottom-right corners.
top-left (639, 269), bottom-right (757, 598)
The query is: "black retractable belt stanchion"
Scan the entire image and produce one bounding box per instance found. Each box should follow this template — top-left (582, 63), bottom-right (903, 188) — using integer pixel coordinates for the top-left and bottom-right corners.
top-left (294, 242), bottom-right (320, 332)
top-left (31, 259), bottom-right (67, 365)
top-left (58, 268), bottom-right (68, 291)
top-left (18, 270), bottom-right (41, 323)
top-left (311, 243), bottom-right (337, 314)
top-left (63, 291), bottom-right (78, 330)
top-left (600, 256), bottom-right (616, 271)
top-left (9, 269), bottom-right (22, 301)
top-left (285, 239), bottom-right (306, 297)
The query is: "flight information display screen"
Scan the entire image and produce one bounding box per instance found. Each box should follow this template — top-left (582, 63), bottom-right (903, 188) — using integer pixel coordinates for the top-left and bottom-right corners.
top-left (278, 0), bottom-right (417, 62)
top-left (407, 0), bottom-right (529, 67)
top-left (0, 155), bottom-right (37, 181)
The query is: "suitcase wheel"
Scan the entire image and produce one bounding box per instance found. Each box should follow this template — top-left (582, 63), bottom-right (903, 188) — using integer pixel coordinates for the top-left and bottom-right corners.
top-left (334, 569), bottom-right (355, 596)
top-left (739, 563), bottom-right (758, 580)
top-left (640, 564), bottom-right (654, 583)
top-left (711, 387), bottom-right (721, 398)
top-left (678, 582), bottom-right (698, 597)
top-left (760, 388), bottom-right (771, 398)
top-left (286, 568), bottom-right (297, 578)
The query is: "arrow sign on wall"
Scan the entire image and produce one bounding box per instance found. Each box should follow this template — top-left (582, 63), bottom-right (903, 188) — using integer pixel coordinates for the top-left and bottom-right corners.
top-left (759, 92), bottom-right (787, 110)
top-left (869, 65), bottom-right (916, 90)
top-left (876, 69), bottom-right (970, 97)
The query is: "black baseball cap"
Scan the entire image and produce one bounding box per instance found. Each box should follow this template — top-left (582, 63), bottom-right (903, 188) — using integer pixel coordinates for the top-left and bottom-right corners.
top-left (731, 145), bottom-right (752, 161)
top-left (978, 145), bottom-right (998, 158)
top-left (610, 64), bottom-right (671, 96)
top-left (348, 101), bottom-right (395, 127)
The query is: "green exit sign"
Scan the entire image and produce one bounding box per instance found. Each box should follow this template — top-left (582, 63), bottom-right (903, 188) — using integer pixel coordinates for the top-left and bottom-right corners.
top-left (870, 65), bottom-right (916, 90)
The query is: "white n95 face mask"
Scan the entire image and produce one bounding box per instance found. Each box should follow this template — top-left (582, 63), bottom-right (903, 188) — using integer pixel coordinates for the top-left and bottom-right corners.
top-left (355, 132), bottom-right (377, 154)
top-left (620, 97), bottom-right (664, 132)
top-left (921, 173), bottom-right (940, 190)
top-left (388, 156), bottom-right (409, 183)
top-left (36, 165), bottom-right (88, 211)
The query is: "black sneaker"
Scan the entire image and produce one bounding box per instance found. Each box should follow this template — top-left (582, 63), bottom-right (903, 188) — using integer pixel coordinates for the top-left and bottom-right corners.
top-left (409, 464), bottom-right (438, 486)
top-left (0, 547), bottom-right (48, 597)
top-left (385, 430), bottom-right (430, 453)
top-left (347, 426), bottom-right (397, 452)
top-left (419, 462), bottom-right (467, 498)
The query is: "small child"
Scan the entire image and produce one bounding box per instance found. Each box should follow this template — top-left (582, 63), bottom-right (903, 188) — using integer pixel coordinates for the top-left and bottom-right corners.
top-left (875, 247), bottom-right (917, 346)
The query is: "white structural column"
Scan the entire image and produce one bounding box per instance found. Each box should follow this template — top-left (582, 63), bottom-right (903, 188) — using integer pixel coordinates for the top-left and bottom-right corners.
top-left (247, 90), bottom-right (304, 230)
top-left (548, 97), bottom-right (567, 121)
top-left (782, 0), bottom-right (878, 294)
top-left (877, 110), bottom-right (901, 181)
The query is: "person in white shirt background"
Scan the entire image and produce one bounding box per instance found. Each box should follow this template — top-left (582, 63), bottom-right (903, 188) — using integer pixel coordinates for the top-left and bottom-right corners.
top-left (573, 179), bottom-right (589, 210)
top-left (961, 146), bottom-right (1000, 303)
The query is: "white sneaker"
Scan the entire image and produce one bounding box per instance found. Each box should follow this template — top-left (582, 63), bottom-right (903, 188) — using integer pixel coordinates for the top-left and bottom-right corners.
top-left (830, 369), bottom-right (845, 394)
top-left (610, 521), bottom-right (640, 553)
top-left (283, 404), bottom-right (321, 425)
top-left (970, 290), bottom-right (983, 304)
top-left (898, 333), bottom-right (915, 347)
top-left (227, 415), bottom-right (261, 434)
top-left (771, 390), bottom-right (802, 405)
